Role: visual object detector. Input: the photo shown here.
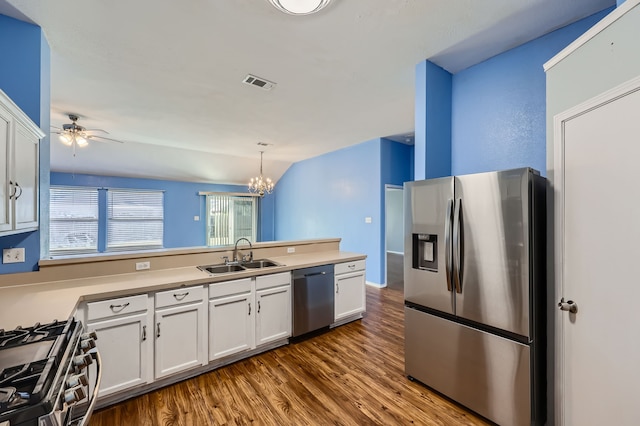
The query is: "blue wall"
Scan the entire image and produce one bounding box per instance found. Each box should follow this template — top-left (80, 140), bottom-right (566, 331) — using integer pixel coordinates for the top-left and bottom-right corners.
top-left (275, 138), bottom-right (413, 285)
top-left (415, 61), bottom-right (452, 179)
top-left (0, 15), bottom-right (50, 274)
top-left (50, 172), bottom-right (275, 252)
top-left (450, 9), bottom-right (610, 176)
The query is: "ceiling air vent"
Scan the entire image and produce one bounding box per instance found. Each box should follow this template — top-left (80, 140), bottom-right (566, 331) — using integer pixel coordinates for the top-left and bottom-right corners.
top-left (243, 74), bottom-right (276, 91)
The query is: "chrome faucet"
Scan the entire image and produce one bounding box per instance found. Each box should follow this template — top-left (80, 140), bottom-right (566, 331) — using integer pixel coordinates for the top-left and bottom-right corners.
top-left (233, 238), bottom-right (253, 263)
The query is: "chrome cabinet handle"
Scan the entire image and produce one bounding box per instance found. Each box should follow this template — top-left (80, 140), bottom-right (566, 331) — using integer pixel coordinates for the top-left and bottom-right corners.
top-left (109, 302), bottom-right (130, 311)
top-left (248, 302), bottom-right (251, 316)
top-left (156, 322), bottom-right (160, 338)
top-left (142, 325), bottom-right (147, 341)
top-left (173, 292), bottom-right (189, 300)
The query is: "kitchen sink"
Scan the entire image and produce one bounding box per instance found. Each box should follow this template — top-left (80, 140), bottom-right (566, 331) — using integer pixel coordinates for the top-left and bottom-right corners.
top-left (199, 264), bottom-right (246, 274)
top-left (198, 259), bottom-right (281, 275)
top-left (241, 259), bottom-right (280, 269)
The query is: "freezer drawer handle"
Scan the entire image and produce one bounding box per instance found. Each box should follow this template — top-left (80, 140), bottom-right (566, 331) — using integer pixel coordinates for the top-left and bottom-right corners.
top-left (558, 298), bottom-right (578, 314)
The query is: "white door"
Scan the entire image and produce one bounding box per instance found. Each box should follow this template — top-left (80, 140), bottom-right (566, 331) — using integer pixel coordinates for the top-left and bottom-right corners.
top-left (554, 76), bottom-right (640, 425)
top-left (209, 291), bottom-right (254, 360)
top-left (335, 270), bottom-right (366, 322)
top-left (0, 106), bottom-right (11, 232)
top-left (88, 312), bottom-right (151, 397)
top-left (13, 122), bottom-right (38, 230)
top-left (155, 302), bottom-right (205, 379)
top-left (256, 285), bottom-right (291, 346)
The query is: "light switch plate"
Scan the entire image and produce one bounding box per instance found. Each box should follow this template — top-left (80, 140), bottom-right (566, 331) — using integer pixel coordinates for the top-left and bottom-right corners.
top-left (3, 248), bottom-right (25, 264)
top-left (287, 247), bottom-right (295, 253)
top-left (136, 261), bottom-right (150, 271)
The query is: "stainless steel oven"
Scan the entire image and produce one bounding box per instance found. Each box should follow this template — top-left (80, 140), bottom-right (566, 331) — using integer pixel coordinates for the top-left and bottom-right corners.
top-left (0, 319), bottom-right (101, 426)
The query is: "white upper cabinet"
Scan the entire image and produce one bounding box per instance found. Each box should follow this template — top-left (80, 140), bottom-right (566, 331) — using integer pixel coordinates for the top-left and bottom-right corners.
top-left (0, 89), bottom-right (44, 236)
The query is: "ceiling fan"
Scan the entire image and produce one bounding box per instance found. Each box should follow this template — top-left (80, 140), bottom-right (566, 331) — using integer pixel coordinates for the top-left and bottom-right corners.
top-left (52, 114), bottom-right (124, 152)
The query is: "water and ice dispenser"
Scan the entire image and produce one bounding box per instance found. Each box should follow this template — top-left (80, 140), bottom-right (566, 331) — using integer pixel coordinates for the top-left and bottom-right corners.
top-left (412, 233), bottom-right (438, 272)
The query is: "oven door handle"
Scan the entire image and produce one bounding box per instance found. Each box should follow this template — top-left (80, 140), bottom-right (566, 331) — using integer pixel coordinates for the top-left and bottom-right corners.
top-left (77, 349), bottom-right (102, 426)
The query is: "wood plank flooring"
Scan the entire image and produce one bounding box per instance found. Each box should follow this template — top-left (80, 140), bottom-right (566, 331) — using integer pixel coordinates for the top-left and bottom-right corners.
top-left (91, 286), bottom-right (489, 425)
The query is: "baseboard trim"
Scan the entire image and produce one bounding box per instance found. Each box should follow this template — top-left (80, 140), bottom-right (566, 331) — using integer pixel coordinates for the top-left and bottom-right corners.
top-left (366, 281), bottom-right (387, 288)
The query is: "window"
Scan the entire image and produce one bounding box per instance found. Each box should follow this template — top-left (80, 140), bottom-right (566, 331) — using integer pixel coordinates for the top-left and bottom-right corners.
top-left (206, 194), bottom-right (257, 246)
top-left (107, 189), bottom-right (164, 251)
top-left (50, 187), bottom-right (99, 255)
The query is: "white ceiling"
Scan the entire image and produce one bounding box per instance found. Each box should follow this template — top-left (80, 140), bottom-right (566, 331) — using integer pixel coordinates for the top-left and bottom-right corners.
top-left (2, 0), bottom-right (613, 185)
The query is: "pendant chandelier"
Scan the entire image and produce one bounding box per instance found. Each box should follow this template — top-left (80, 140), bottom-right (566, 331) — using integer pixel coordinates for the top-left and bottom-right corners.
top-left (248, 151), bottom-right (274, 197)
top-left (267, 0), bottom-right (333, 15)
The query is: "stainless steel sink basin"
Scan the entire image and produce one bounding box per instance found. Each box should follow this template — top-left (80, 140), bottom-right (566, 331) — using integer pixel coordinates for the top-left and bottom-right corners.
top-left (199, 264), bottom-right (246, 274)
top-left (241, 259), bottom-right (280, 269)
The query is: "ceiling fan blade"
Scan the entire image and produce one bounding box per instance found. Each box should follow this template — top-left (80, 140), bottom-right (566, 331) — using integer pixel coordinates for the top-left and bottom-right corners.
top-left (51, 125), bottom-right (63, 130)
top-left (85, 128), bottom-right (109, 134)
top-left (86, 134), bottom-right (125, 144)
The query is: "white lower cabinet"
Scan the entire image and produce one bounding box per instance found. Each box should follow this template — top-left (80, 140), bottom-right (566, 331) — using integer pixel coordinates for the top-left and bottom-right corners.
top-left (209, 278), bottom-right (254, 361)
top-left (84, 294), bottom-right (153, 398)
top-left (154, 285), bottom-right (207, 379)
top-left (334, 260), bottom-right (366, 322)
top-left (209, 273), bottom-right (291, 361)
top-left (256, 274), bottom-right (291, 346)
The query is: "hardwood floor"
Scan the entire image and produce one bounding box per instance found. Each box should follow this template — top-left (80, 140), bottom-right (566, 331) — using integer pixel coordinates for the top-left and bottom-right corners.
top-left (386, 252), bottom-right (404, 291)
top-left (91, 286), bottom-right (489, 425)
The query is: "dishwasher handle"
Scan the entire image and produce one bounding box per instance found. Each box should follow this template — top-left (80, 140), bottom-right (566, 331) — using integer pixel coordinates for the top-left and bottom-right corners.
top-left (304, 271), bottom-right (326, 277)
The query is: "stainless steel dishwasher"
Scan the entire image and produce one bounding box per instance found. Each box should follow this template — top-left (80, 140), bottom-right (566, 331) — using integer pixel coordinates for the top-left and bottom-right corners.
top-left (292, 264), bottom-right (335, 337)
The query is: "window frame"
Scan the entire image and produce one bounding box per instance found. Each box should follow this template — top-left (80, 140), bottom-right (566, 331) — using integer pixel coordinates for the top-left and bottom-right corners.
top-left (49, 186), bottom-right (100, 256)
top-left (202, 192), bottom-right (259, 247)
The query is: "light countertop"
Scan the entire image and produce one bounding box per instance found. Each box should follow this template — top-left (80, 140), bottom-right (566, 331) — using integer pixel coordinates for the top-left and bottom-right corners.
top-left (0, 251), bottom-right (365, 330)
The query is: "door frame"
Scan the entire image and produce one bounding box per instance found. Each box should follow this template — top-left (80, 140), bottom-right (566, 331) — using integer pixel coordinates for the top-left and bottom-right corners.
top-left (552, 73), bottom-right (640, 425)
top-left (384, 184), bottom-right (403, 288)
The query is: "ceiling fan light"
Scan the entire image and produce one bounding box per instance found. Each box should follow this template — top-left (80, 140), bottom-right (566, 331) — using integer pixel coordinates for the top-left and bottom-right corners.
top-left (59, 133), bottom-right (73, 146)
top-left (75, 136), bottom-right (88, 147)
top-left (268, 0), bottom-right (332, 15)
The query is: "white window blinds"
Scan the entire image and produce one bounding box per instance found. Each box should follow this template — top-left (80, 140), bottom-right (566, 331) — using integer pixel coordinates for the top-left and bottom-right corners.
top-left (50, 187), bottom-right (99, 255)
top-left (107, 189), bottom-right (164, 251)
top-left (206, 194), bottom-right (257, 246)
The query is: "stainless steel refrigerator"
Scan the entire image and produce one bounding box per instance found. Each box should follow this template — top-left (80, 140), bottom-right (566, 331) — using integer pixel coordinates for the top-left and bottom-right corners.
top-left (404, 167), bottom-right (545, 426)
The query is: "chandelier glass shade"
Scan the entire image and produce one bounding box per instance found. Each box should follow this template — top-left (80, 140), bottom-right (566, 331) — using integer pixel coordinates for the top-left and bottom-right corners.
top-left (267, 0), bottom-right (332, 15)
top-left (248, 151), bottom-right (275, 197)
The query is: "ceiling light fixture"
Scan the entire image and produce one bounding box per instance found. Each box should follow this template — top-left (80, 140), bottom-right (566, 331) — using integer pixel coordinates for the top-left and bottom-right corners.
top-left (267, 0), bottom-right (332, 15)
top-left (58, 114), bottom-right (90, 149)
top-left (248, 151), bottom-right (275, 197)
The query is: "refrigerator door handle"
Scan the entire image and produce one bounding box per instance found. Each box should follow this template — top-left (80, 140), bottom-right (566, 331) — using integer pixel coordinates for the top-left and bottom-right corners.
top-left (445, 199), bottom-right (453, 292)
top-left (453, 198), bottom-right (463, 293)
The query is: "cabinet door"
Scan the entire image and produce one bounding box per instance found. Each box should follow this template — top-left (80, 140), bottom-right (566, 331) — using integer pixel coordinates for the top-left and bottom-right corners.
top-left (155, 302), bottom-right (206, 379)
top-left (335, 271), bottom-right (366, 322)
top-left (209, 292), bottom-right (254, 361)
top-left (0, 106), bottom-right (12, 232)
top-left (13, 122), bottom-right (38, 230)
top-left (88, 312), bottom-right (151, 397)
top-left (256, 284), bottom-right (291, 346)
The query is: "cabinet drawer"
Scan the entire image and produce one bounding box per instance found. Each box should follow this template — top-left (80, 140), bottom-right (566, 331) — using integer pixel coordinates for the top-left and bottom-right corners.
top-left (256, 272), bottom-right (291, 291)
top-left (87, 294), bottom-right (148, 321)
top-left (335, 259), bottom-right (366, 275)
top-left (209, 278), bottom-right (252, 299)
top-left (155, 285), bottom-right (204, 309)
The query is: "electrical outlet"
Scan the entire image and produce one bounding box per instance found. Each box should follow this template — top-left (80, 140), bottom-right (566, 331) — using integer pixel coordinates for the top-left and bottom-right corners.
top-left (136, 261), bottom-right (151, 271)
top-left (287, 247), bottom-right (295, 253)
top-left (194, 215), bottom-right (200, 221)
top-left (365, 217), bottom-right (372, 223)
top-left (3, 248), bottom-right (25, 264)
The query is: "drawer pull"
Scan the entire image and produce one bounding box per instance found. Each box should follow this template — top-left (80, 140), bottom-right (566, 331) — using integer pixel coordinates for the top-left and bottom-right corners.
top-left (173, 292), bottom-right (190, 300)
top-left (258, 301), bottom-right (261, 313)
top-left (156, 322), bottom-right (161, 338)
top-left (348, 264), bottom-right (356, 270)
top-left (142, 325), bottom-right (147, 341)
top-left (248, 302), bottom-right (251, 316)
top-left (336, 283), bottom-right (339, 294)
top-left (109, 302), bottom-right (130, 311)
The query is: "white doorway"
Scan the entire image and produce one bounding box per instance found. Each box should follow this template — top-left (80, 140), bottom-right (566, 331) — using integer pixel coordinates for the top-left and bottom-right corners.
top-left (385, 185), bottom-right (403, 290)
